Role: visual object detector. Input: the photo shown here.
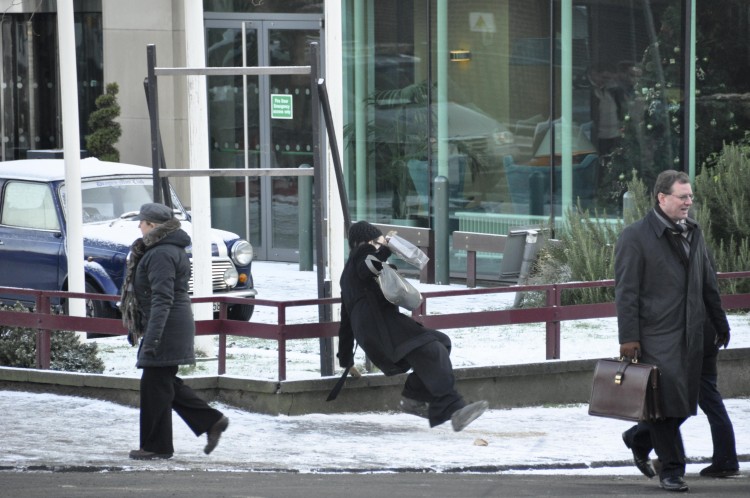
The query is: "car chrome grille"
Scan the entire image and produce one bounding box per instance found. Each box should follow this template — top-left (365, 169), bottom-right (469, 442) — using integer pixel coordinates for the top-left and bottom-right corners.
top-left (188, 258), bottom-right (235, 293)
top-left (456, 136), bottom-right (489, 157)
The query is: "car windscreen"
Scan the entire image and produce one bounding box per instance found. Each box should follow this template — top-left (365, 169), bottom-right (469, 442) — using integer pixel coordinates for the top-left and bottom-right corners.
top-left (60, 177), bottom-right (186, 224)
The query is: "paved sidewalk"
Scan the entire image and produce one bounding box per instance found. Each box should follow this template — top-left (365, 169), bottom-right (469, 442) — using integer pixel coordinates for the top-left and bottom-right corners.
top-left (3, 471), bottom-right (749, 498)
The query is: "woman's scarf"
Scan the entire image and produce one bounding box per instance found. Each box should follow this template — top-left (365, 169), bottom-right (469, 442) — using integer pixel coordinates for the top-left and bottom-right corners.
top-left (121, 218), bottom-right (182, 346)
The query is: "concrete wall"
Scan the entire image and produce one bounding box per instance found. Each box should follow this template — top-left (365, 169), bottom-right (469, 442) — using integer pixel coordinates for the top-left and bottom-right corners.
top-left (2, 348), bottom-right (749, 416)
top-left (102, 0), bottom-right (191, 199)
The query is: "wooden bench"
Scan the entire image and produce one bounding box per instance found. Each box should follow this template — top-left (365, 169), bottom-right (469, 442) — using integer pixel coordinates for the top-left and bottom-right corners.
top-left (373, 223), bottom-right (434, 283)
top-left (451, 231), bottom-right (508, 288)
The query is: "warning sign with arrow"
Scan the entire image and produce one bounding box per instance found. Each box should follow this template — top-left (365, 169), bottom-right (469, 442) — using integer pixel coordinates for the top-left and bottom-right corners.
top-left (470, 13), bottom-right (496, 33)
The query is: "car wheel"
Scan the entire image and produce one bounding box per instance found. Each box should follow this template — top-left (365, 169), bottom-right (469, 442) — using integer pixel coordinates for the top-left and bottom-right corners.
top-left (227, 302), bottom-right (254, 321)
top-left (84, 282), bottom-right (117, 339)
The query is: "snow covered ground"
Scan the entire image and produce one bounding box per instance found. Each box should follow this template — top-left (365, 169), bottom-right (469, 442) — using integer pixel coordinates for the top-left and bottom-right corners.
top-left (3, 262), bottom-right (749, 475)
top-left (2, 390), bottom-right (749, 474)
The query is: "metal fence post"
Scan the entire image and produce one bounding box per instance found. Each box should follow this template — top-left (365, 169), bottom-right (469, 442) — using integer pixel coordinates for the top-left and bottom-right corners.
top-left (309, 41), bottom-right (334, 376)
top-left (545, 284), bottom-right (561, 359)
top-left (298, 164), bottom-right (314, 271)
top-left (622, 190), bottom-right (636, 223)
top-left (530, 170), bottom-right (545, 216)
top-left (34, 293), bottom-right (51, 369)
top-left (433, 176), bottom-right (450, 284)
top-left (146, 44), bottom-right (163, 204)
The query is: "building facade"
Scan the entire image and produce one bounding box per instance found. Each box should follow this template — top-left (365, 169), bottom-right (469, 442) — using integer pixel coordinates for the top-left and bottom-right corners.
top-left (2, 0), bottom-right (748, 269)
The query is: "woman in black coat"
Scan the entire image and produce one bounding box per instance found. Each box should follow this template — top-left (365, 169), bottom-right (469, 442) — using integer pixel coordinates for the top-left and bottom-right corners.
top-left (337, 221), bottom-right (487, 431)
top-left (124, 203), bottom-right (229, 460)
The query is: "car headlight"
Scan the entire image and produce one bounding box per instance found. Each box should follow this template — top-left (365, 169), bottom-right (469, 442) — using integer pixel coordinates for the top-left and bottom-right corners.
top-left (493, 130), bottom-right (515, 145)
top-left (223, 268), bottom-right (239, 288)
top-left (231, 240), bottom-right (253, 266)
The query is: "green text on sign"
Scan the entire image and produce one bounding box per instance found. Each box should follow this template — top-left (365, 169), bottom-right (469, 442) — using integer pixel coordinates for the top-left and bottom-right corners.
top-left (271, 94), bottom-right (293, 119)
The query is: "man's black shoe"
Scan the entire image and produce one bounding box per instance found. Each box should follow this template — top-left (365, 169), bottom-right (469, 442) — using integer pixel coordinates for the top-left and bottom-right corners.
top-left (659, 476), bottom-right (689, 492)
top-left (699, 463), bottom-right (740, 478)
top-left (621, 431), bottom-right (656, 478)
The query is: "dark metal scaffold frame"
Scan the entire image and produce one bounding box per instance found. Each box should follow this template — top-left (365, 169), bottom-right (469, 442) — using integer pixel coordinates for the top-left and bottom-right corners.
top-left (144, 42), bottom-right (351, 376)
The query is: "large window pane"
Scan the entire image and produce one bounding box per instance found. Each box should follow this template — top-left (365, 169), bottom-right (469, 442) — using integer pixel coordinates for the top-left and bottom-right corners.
top-left (605, 1), bottom-right (685, 200)
top-left (206, 25), bottom-right (260, 241)
top-left (694, 0), bottom-right (750, 167)
top-left (0, 11), bottom-right (101, 161)
top-left (203, 0), bottom-right (323, 14)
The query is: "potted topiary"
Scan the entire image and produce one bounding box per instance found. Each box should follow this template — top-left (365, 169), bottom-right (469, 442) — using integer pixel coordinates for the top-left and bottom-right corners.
top-left (85, 82), bottom-right (122, 162)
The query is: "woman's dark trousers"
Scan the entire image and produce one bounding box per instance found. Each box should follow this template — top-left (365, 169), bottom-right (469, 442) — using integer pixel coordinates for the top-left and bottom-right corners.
top-left (140, 365), bottom-right (223, 454)
top-left (698, 373), bottom-right (738, 468)
top-left (401, 330), bottom-right (465, 427)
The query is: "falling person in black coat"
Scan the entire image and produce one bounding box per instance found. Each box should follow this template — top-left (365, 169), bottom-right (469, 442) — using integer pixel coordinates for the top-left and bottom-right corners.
top-left (337, 221), bottom-right (488, 431)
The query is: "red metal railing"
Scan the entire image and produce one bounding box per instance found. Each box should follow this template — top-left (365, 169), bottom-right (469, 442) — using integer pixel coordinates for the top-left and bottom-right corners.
top-left (1, 271), bottom-right (749, 381)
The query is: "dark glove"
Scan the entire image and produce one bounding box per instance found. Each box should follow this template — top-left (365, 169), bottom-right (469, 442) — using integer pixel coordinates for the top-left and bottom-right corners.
top-left (716, 329), bottom-right (730, 349)
top-left (337, 351), bottom-right (353, 369)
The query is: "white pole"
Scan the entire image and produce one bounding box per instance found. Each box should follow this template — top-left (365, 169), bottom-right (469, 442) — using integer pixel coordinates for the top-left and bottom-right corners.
top-left (57, 0), bottom-right (86, 332)
top-left (324, 1), bottom-right (345, 361)
top-left (184, 0), bottom-right (214, 355)
top-left (325, 1), bottom-right (345, 303)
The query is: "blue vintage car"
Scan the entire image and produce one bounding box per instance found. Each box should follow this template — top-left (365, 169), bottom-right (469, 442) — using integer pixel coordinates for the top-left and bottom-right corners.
top-left (0, 158), bottom-right (256, 321)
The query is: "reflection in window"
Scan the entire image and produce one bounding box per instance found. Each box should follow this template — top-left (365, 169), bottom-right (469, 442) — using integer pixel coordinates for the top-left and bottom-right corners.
top-left (0, 11), bottom-right (102, 161)
top-left (342, 0), bottom-right (750, 277)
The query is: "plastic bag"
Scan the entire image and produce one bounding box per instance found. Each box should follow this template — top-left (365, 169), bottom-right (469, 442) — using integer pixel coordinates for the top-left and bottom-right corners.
top-left (365, 255), bottom-right (423, 310)
top-left (386, 233), bottom-right (430, 270)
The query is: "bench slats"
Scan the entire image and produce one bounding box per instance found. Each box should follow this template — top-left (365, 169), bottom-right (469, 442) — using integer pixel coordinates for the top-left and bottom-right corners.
top-left (373, 223), bottom-right (434, 283)
top-left (452, 231), bottom-right (510, 288)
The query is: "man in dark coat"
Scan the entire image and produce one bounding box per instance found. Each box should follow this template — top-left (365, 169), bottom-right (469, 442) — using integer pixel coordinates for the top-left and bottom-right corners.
top-left (622, 264), bottom-right (737, 480)
top-left (126, 203), bottom-right (229, 460)
top-left (337, 221), bottom-right (488, 431)
top-left (622, 319), bottom-right (736, 479)
top-left (615, 170), bottom-right (728, 492)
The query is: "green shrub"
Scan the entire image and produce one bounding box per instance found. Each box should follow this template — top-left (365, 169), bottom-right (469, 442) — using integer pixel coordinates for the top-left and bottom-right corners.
top-left (524, 172), bottom-right (648, 307)
top-left (525, 207), bottom-right (622, 306)
top-left (0, 305), bottom-right (104, 373)
top-left (525, 142), bottom-right (750, 305)
top-left (85, 82), bottom-right (122, 162)
top-left (694, 138), bottom-right (750, 293)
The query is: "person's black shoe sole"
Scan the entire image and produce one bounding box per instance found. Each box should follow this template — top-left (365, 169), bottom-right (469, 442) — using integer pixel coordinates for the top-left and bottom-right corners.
top-left (700, 465), bottom-right (740, 478)
top-left (129, 449), bottom-right (173, 460)
top-left (451, 400), bottom-right (488, 432)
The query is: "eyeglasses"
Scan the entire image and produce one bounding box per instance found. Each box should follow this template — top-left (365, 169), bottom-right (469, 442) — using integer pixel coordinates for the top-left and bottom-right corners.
top-left (666, 193), bottom-right (696, 202)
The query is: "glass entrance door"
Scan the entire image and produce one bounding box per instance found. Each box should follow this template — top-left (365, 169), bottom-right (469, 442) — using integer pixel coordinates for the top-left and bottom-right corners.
top-left (206, 19), bottom-right (322, 261)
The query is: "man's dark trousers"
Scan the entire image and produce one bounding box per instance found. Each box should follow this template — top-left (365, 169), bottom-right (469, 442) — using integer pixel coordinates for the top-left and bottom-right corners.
top-left (623, 417), bottom-right (686, 478)
top-left (699, 373), bottom-right (738, 468)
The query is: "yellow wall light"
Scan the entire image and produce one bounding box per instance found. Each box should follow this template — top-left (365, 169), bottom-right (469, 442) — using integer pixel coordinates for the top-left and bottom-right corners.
top-left (449, 49), bottom-right (471, 62)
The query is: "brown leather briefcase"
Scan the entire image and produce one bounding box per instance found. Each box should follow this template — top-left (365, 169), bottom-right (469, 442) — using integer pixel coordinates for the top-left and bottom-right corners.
top-left (588, 358), bottom-right (663, 422)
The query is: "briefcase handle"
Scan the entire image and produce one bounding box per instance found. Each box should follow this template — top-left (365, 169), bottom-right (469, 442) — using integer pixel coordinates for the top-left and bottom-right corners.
top-left (614, 356), bottom-right (639, 385)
